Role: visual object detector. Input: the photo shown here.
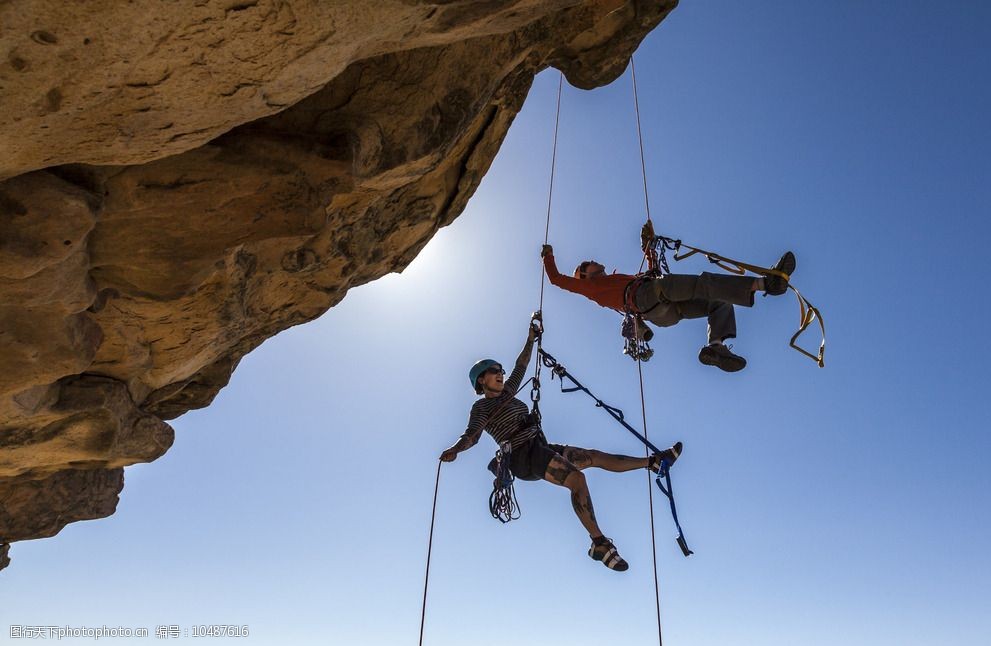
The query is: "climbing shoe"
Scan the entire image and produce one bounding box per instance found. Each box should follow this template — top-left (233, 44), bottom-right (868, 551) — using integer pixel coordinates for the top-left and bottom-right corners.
top-left (763, 251), bottom-right (796, 296)
top-left (589, 536), bottom-right (628, 572)
top-left (649, 441), bottom-right (683, 473)
top-left (698, 343), bottom-right (747, 372)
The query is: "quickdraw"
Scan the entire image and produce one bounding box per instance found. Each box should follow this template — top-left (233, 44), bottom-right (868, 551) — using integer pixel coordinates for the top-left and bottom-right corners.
top-left (530, 311), bottom-right (544, 421)
top-left (640, 220), bottom-right (826, 367)
top-left (621, 312), bottom-right (654, 362)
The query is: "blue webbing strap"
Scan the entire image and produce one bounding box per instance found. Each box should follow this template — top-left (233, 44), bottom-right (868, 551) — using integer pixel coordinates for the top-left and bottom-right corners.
top-left (538, 348), bottom-right (693, 557)
top-left (656, 461), bottom-right (693, 557)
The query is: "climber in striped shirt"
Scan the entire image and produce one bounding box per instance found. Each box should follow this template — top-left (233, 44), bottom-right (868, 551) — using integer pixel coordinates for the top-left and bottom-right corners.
top-left (440, 318), bottom-right (683, 572)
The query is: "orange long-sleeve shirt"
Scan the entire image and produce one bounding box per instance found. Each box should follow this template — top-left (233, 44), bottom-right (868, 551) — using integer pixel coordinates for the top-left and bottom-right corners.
top-left (542, 253), bottom-right (635, 312)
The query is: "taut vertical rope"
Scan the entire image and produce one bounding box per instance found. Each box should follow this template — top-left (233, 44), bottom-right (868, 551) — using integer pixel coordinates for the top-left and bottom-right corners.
top-left (638, 341), bottom-right (664, 646)
top-left (538, 71), bottom-right (564, 314)
top-left (418, 460), bottom-right (442, 646)
top-left (632, 56), bottom-right (664, 646)
top-left (534, 71), bottom-right (564, 398)
top-left (631, 57), bottom-right (653, 225)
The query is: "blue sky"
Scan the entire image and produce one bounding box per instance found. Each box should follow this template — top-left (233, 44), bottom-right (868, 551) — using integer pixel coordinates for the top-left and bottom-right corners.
top-left (3, 2), bottom-right (990, 645)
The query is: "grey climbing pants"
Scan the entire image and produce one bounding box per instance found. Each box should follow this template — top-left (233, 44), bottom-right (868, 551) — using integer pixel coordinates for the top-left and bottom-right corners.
top-left (633, 272), bottom-right (756, 344)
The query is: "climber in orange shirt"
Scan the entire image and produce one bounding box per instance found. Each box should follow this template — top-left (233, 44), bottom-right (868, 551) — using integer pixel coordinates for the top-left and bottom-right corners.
top-left (541, 244), bottom-right (796, 372)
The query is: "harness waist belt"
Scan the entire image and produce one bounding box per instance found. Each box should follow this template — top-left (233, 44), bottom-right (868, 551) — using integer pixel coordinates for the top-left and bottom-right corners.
top-left (623, 276), bottom-right (648, 314)
top-left (624, 275), bottom-right (665, 316)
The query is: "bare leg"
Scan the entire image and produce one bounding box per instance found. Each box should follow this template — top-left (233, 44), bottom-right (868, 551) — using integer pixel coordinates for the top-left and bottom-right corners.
top-left (560, 446), bottom-right (648, 473)
top-left (543, 454), bottom-right (602, 538)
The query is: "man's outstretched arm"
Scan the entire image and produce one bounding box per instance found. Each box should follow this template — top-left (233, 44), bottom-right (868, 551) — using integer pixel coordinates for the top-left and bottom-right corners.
top-left (541, 245), bottom-right (584, 293)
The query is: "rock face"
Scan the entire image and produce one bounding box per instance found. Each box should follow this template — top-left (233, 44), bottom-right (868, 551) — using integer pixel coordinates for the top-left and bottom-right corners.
top-left (0, 0), bottom-right (676, 570)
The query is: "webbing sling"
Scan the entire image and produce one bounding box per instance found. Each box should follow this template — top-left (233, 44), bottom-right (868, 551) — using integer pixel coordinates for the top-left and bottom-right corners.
top-left (654, 461), bottom-right (691, 557)
top-left (642, 223), bottom-right (826, 368)
top-left (537, 348), bottom-right (693, 557)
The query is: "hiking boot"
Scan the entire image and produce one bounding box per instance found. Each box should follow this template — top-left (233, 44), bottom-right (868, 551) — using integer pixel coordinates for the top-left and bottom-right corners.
top-left (649, 441), bottom-right (683, 473)
top-left (698, 343), bottom-right (747, 372)
top-left (764, 251), bottom-right (796, 296)
top-left (589, 536), bottom-right (629, 572)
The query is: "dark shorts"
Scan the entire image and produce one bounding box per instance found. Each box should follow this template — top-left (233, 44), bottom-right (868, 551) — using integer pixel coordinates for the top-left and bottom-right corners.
top-left (508, 436), bottom-right (567, 481)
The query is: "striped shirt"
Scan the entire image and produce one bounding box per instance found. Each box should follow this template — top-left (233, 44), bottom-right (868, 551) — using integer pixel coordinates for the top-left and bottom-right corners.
top-left (462, 337), bottom-right (540, 450)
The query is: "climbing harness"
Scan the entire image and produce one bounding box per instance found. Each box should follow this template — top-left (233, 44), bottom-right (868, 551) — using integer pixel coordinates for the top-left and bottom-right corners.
top-left (640, 219), bottom-right (827, 367)
top-left (620, 273), bottom-right (658, 362)
top-left (538, 347), bottom-right (693, 557)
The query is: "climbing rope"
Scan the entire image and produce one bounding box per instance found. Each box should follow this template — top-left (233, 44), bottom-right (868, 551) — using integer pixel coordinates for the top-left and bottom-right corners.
top-left (488, 442), bottom-right (521, 523)
top-left (631, 55), bottom-right (666, 646)
top-left (418, 460), bottom-right (442, 646)
top-left (617, 58), bottom-right (658, 365)
top-left (537, 71), bottom-right (564, 315)
top-left (511, 70), bottom-right (562, 528)
top-left (635, 318), bottom-right (664, 646)
top-left (485, 75), bottom-right (560, 534)
top-left (482, 375), bottom-right (535, 525)
top-left (532, 71), bottom-right (564, 435)
top-left (632, 57), bottom-right (653, 226)
top-left (421, 65), bottom-right (678, 645)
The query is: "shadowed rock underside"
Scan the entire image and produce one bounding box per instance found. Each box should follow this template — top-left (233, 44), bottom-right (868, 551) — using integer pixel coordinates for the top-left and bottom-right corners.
top-left (0, 0), bottom-right (677, 570)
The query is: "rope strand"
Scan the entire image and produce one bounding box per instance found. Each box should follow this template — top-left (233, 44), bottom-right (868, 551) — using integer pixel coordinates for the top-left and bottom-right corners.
top-left (538, 71), bottom-right (564, 314)
top-left (418, 461), bottom-right (442, 646)
top-left (534, 71), bottom-right (564, 408)
top-left (633, 56), bottom-right (664, 646)
top-left (631, 57), bottom-right (652, 225)
top-left (638, 350), bottom-right (664, 646)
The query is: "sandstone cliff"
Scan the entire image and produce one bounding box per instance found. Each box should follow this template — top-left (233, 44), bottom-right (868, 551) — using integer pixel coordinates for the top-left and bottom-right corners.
top-left (0, 0), bottom-right (676, 570)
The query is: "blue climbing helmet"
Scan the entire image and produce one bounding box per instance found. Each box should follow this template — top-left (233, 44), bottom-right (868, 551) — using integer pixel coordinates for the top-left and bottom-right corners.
top-left (469, 359), bottom-right (501, 394)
